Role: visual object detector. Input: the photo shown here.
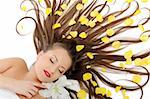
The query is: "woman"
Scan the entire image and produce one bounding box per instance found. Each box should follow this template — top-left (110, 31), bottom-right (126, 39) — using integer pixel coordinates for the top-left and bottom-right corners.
top-left (0, 0), bottom-right (150, 98)
top-left (0, 42), bottom-right (73, 99)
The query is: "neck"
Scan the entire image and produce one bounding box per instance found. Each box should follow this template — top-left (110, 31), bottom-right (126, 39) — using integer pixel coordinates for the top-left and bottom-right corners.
top-left (23, 65), bottom-right (41, 83)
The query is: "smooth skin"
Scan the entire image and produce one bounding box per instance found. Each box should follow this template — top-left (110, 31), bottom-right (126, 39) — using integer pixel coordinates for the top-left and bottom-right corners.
top-left (0, 45), bottom-right (72, 99)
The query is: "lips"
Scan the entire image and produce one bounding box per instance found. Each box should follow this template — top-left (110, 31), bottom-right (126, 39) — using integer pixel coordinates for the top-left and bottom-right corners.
top-left (43, 69), bottom-right (51, 78)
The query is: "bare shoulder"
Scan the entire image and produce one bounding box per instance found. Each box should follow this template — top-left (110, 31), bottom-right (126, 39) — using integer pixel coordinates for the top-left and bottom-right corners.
top-left (0, 57), bottom-right (28, 73)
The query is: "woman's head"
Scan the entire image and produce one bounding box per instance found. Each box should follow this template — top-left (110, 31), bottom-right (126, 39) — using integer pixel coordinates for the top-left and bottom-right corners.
top-left (34, 42), bottom-right (74, 82)
top-left (17, 0), bottom-right (150, 98)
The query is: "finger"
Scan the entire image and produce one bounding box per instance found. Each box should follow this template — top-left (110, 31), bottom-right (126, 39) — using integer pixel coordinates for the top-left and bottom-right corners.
top-left (28, 89), bottom-right (36, 96)
top-left (33, 82), bottom-right (46, 88)
top-left (31, 86), bottom-right (38, 93)
top-left (23, 92), bottom-right (32, 99)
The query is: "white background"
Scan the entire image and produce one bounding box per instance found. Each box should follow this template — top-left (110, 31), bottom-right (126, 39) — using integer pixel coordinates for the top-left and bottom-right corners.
top-left (0, 0), bottom-right (150, 99)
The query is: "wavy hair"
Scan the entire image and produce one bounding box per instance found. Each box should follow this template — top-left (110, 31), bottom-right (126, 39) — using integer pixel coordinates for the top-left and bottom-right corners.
top-left (16, 0), bottom-right (150, 99)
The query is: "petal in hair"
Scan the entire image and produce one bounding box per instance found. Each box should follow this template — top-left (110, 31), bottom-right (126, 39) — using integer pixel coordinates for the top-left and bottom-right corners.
top-left (61, 4), bottom-right (68, 10)
top-left (140, 34), bottom-right (149, 42)
top-left (101, 36), bottom-right (110, 43)
top-left (124, 18), bottom-right (134, 26)
top-left (69, 31), bottom-right (78, 38)
top-left (52, 23), bottom-right (61, 29)
top-left (69, 19), bottom-right (76, 26)
top-left (106, 28), bottom-right (115, 36)
top-left (132, 75), bottom-right (142, 83)
top-left (76, 45), bottom-right (85, 52)
top-left (77, 90), bottom-right (87, 99)
top-left (112, 41), bottom-right (121, 49)
top-left (83, 72), bottom-right (92, 81)
top-left (46, 8), bottom-right (52, 16)
top-left (79, 32), bottom-right (88, 38)
top-left (86, 52), bottom-right (94, 59)
top-left (76, 3), bottom-right (84, 11)
top-left (108, 15), bottom-right (116, 23)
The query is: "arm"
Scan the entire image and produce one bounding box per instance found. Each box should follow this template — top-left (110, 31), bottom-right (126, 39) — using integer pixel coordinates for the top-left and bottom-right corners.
top-left (0, 57), bottom-right (27, 88)
top-left (0, 57), bottom-right (46, 98)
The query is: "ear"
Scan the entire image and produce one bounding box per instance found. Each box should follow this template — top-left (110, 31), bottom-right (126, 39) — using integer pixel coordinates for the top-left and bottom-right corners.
top-left (37, 50), bottom-right (44, 60)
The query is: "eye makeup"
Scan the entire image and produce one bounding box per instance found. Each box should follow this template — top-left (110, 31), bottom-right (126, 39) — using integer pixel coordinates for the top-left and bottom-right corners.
top-left (59, 70), bottom-right (63, 73)
top-left (49, 58), bottom-right (54, 63)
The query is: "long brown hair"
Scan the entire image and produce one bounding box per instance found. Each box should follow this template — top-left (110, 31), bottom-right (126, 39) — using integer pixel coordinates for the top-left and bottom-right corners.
top-left (16, 0), bottom-right (150, 99)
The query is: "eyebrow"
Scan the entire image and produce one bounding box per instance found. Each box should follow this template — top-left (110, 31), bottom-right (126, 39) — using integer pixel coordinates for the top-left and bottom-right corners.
top-left (53, 55), bottom-right (66, 70)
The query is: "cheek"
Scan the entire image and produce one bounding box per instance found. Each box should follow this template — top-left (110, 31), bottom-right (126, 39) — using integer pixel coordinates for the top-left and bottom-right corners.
top-left (46, 73), bottom-right (61, 83)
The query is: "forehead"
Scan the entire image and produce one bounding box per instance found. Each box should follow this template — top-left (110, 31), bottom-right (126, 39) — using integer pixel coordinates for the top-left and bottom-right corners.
top-left (46, 47), bottom-right (72, 70)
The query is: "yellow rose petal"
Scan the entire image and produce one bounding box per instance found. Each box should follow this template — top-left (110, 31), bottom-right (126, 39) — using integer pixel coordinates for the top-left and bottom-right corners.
top-left (76, 3), bottom-right (84, 11)
top-left (112, 41), bottom-right (121, 49)
top-left (86, 65), bottom-right (91, 69)
top-left (52, 23), bottom-right (61, 29)
top-left (134, 58), bottom-right (142, 66)
top-left (125, 58), bottom-right (132, 65)
top-left (115, 86), bottom-right (121, 93)
top-left (69, 31), bottom-right (78, 38)
top-left (124, 18), bottom-right (134, 26)
top-left (96, 13), bottom-right (103, 22)
top-left (87, 20), bottom-right (96, 27)
top-left (91, 81), bottom-right (97, 87)
top-left (61, 4), bottom-right (68, 10)
top-left (106, 28), bottom-right (115, 36)
top-left (76, 45), bottom-right (85, 52)
top-left (83, 72), bottom-right (92, 81)
top-left (119, 63), bottom-right (125, 69)
top-left (46, 8), bottom-right (52, 16)
top-left (90, 10), bottom-right (99, 18)
top-left (140, 34), bottom-right (149, 42)
top-left (138, 24), bottom-right (145, 31)
top-left (107, 90), bottom-right (112, 97)
top-left (101, 36), bottom-right (110, 43)
top-left (106, 0), bottom-right (113, 3)
top-left (141, 0), bottom-right (149, 3)
top-left (82, 0), bottom-right (88, 4)
top-left (132, 75), bottom-right (142, 83)
top-left (122, 89), bottom-right (126, 96)
top-left (141, 57), bottom-right (150, 66)
top-left (142, 57), bottom-right (150, 66)
top-left (87, 52), bottom-right (94, 59)
top-left (54, 10), bottom-right (63, 16)
top-left (101, 68), bottom-right (107, 72)
top-left (66, 35), bottom-right (72, 39)
top-left (108, 15), bottom-right (116, 23)
top-left (38, 0), bottom-right (43, 3)
top-left (69, 19), bottom-right (76, 26)
top-left (124, 50), bottom-right (133, 59)
top-left (134, 9), bottom-right (141, 16)
top-left (125, 0), bottom-right (133, 3)
top-left (124, 96), bottom-right (130, 99)
top-left (79, 16), bottom-right (89, 25)
top-left (77, 90), bottom-right (87, 99)
top-left (79, 32), bottom-right (88, 38)
top-left (21, 5), bottom-right (27, 11)
top-left (95, 87), bottom-right (107, 96)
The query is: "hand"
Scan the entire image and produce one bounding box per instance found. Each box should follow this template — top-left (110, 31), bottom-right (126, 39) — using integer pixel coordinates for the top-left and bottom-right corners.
top-left (7, 80), bottom-right (46, 98)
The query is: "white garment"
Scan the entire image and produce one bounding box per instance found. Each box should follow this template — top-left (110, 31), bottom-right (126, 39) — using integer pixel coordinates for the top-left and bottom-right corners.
top-left (0, 88), bottom-right (19, 99)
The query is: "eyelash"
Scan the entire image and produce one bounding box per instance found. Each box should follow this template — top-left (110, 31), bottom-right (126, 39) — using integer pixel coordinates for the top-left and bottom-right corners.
top-left (50, 58), bottom-right (54, 64)
top-left (59, 70), bottom-right (63, 73)
top-left (50, 58), bottom-right (63, 73)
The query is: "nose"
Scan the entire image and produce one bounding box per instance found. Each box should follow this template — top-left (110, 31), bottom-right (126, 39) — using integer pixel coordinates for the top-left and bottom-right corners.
top-left (50, 64), bottom-right (59, 74)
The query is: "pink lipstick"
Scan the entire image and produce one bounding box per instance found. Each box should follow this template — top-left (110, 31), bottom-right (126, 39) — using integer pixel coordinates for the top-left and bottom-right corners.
top-left (43, 69), bottom-right (51, 78)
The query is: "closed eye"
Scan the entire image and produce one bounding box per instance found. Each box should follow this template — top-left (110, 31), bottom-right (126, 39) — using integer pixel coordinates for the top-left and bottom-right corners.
top-left (59, 70), bottom-right (63, 74)
top-left (50, 58), bottom-right (54, 64)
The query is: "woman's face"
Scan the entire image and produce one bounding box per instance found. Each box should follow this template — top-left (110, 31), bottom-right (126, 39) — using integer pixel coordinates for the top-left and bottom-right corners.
top-left (34, 45), bottom-right (72, 82)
